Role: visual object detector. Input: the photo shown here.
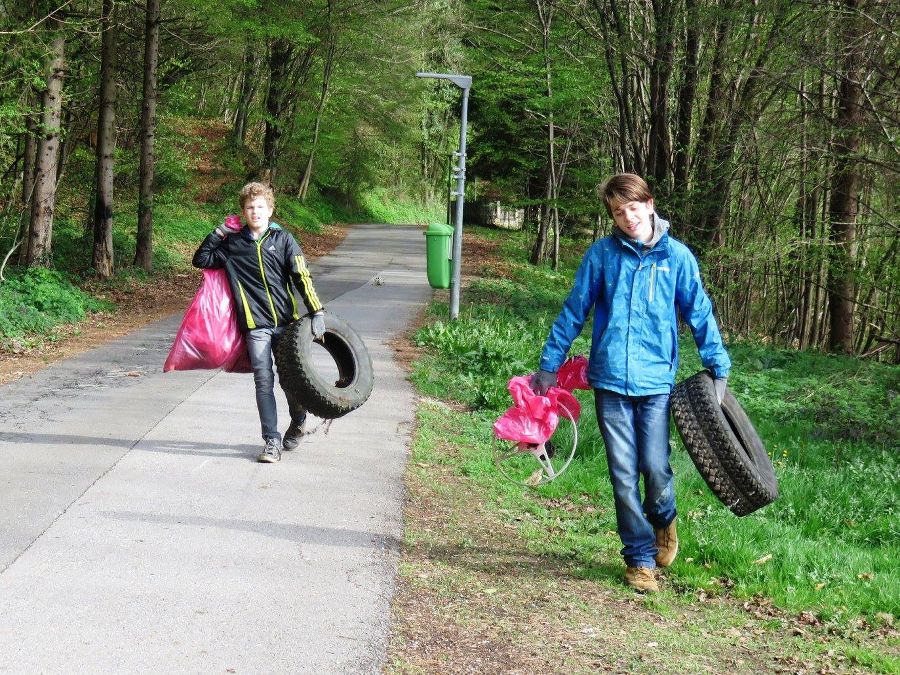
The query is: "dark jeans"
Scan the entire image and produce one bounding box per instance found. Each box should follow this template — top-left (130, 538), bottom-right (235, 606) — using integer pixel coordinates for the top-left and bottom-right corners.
top-left (246, 326), bottom-right (306, 441)
top-left (594, 388), bottom-right (676, 568)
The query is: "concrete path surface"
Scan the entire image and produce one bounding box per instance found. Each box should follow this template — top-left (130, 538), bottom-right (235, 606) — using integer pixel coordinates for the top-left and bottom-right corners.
top-left (0, 224), bottom-right (431, 673)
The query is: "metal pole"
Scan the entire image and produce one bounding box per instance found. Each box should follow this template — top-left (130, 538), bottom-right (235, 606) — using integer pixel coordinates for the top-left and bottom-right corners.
top-left (449, 85), bottom-right (469, 320)
top-left (446, 154), bottom-right (452, 226)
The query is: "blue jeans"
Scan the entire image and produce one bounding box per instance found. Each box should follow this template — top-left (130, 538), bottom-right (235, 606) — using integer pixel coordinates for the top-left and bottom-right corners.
top-left (594, 389), bottom-right (676, 568)
top-left (246, 327), bottom-right (306, 441)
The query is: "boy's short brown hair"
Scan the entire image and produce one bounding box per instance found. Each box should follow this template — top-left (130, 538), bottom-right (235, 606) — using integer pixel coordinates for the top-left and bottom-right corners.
top-left (239, 181), bottom-right (275, 210)
top-left (598, 173), bottom-right (653, 216)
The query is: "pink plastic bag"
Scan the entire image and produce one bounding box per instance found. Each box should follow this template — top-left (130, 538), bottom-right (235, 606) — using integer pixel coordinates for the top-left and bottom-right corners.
top-left (556, 354), bottom-right (590, 391)
top-left (163, 216), bottom-right (251, 373)
top-left (492, 366), bottom-right (583, 444)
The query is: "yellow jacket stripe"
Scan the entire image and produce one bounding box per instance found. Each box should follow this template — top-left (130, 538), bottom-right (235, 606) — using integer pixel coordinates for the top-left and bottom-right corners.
top-left (237, 282), bottom-right (256, 329)
top-left (294, 254), bottom-right (323, 311)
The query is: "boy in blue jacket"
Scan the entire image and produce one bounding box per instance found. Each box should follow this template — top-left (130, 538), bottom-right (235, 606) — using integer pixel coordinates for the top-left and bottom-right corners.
top-left (532, 173), bottom-right (731, 592)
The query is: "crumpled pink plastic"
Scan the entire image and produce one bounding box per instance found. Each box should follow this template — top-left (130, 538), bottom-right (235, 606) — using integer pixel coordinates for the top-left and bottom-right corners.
top-left (492, 357), bottom-right (588, 444)
top-left (556, 354), bottom-right (590, 391)
top-left (163, 216), bottom-right (251, 373)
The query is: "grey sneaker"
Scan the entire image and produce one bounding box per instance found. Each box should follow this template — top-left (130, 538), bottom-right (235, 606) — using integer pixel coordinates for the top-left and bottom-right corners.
top-left (282, 417), bottom-right (307, 451)
top-left (258, 437), bottom-right (282, 463)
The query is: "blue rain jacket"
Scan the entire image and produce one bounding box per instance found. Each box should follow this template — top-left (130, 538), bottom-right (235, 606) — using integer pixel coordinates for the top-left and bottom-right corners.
top-left (539, 216), bottom-right (731, 396)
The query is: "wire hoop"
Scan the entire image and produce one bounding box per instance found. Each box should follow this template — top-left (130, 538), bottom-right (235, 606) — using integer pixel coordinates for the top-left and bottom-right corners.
top-left (493, 402), bottom-right (578, 487)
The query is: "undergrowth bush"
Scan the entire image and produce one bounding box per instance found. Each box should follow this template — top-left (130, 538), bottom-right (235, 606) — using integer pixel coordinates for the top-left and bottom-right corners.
top-left (0, 267), bottom-right (110, 339)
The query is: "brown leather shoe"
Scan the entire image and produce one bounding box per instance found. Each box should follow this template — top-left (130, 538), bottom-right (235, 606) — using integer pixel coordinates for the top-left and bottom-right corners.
top-left (625, 566), bottom-right (659, 593)
top-left (655, 517), bottom-right (679, 567)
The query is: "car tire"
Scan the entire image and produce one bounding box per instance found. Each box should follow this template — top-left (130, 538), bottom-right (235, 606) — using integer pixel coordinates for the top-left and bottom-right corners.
top-left (274, 313), bottom-right (374, 419)
top-left (670, 370), bottom-right (778, 516)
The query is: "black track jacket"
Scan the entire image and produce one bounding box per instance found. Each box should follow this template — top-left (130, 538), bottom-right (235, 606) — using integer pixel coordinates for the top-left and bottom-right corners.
top-left (192, 223), bottom-right (323, 332)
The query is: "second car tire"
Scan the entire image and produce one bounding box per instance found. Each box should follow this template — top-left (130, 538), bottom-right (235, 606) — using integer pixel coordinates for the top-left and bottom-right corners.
top-left (275, 313), bottom-right (374, 419)
top-left (670, 370), bottom-right (778, 516)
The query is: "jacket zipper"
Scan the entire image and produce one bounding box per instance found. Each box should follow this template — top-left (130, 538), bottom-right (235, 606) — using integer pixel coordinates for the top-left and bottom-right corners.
top-left (649, 262), bottom-right (657, 302)
top-left (256, 231), bottom-right (279, 326)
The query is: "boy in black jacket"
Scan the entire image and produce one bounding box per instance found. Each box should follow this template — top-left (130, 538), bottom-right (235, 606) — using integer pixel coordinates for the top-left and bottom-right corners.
top-left (193, 182), bottom-right (325, 463)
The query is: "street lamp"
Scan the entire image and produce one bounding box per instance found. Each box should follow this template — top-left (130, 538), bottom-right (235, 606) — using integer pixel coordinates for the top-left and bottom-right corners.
top-left (416, 71), bottom-right (471, 320)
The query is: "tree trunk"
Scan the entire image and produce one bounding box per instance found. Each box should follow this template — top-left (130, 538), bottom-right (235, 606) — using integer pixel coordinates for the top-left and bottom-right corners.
top-left (135, 0), bottom-right (159, 272)
top-left (263, 39), bottom-right (294, 184)
top-left (605, 0), bottom-right (644, 175)
top-left (648, 0), bottom-right (675, 195)
top-left (16, 112), bottom-right (39, 263)
top-left (92, 0), bottom-right (117, 279)
top-left (531, 0), bottom-right (556, 266)
top-left (671, 0), bottom-right (699, 220)
top-left (231, 42), bottom-right (260, 147)
top-left (298, 12), bottom-right (336, 202)
top-left (20, 112), bottom-right (38, 208)
top-left (531, 203), bottom-right (550, 265)
top-left (826, 0), bottom-right (863, 354)
top-left (25, 21), bottom-right (65, 268)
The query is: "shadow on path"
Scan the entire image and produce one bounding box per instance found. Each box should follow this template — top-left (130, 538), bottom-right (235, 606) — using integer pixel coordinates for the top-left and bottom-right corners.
top-left (1, 431), bottom-right (258, 460)
top-left (101, 510), bottom-right (402, 551)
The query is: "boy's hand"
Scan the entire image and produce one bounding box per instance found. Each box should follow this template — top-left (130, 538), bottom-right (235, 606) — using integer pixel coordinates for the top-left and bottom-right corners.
top-left (714, 377), bottom-right (727, 404)
top-left (213, 226), bottom-right (230, 238)
top-left (311, 311), bottom-right (326, 341)
top-left (530, 369), bottom-right (557, 396)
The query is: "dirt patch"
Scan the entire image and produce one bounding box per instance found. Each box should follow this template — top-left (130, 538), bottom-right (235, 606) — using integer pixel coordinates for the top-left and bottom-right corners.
top-left (183, 120), bottom-right (233, 204)
top-left (0, 224), bottom-right (347, 387)
top-left (460, 234), bottom-right (518, 283)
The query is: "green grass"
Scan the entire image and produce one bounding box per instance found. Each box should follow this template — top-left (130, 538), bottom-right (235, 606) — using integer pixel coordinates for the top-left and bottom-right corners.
top-left (411, 225), bottom-right (900, 626)
top-left (358, 186), bottom-right (444, 225)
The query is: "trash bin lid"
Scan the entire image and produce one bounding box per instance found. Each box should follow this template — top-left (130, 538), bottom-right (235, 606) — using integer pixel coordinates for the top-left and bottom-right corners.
top-left (424, 223), bottom-right (454, 236)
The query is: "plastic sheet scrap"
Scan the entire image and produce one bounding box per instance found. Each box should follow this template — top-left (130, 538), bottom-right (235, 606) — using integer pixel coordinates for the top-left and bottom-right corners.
top-left (163, 215), bottom-right (251, 373)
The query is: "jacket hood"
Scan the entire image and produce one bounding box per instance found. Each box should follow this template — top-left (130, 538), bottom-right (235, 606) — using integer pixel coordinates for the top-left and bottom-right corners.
top-left (615, 212), bottom-right (670, 249)
top-left (648, 213), bottom-right (670, 248)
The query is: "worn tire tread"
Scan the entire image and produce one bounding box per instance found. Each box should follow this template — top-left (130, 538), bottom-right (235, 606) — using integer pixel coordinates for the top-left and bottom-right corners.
top-left (274, 313), bottom-right (374, 419)
top-left (671, 371), bottom-right (778, 516)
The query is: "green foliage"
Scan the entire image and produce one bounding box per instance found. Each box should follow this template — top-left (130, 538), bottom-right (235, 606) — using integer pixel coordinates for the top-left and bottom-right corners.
top-left (409, 227), bottom-right (900, 625)
top-left (358, 187), bottom-right (444, 225)
top-left (0, 268), bottom-right (110, 340)
top-left (412, 226), bottom-right (589, 409)
top-left (275, 191), bottom-right (366, 234)
top-left (415, 307), bottom-right (545, 409)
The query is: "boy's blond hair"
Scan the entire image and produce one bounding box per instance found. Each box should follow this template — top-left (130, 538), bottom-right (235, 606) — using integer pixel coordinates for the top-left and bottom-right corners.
top-left (598, 173), bottom-right (653, 217)
top-left (239, 181), bottom-right (275, 209)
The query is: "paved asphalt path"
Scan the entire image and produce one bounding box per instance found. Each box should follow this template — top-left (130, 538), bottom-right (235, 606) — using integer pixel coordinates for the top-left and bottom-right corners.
top-left (0, 224), bottom-right (431, 673)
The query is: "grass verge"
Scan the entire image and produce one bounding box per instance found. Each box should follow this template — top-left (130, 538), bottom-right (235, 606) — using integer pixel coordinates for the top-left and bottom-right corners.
top-left (387, 225), bottom-right (899, 673)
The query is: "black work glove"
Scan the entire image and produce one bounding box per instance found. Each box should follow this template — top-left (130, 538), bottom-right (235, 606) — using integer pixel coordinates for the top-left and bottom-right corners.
top-left (311, 311), bottom-right (326, 341)
top-left (714, 377), bottom-right (727, 404)
top-left (530, 369), bottom-right (557, 396)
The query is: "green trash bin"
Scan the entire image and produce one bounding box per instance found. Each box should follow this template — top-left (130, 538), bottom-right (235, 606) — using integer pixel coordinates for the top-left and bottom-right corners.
top-left (424, 223), bottom-right (453, 289)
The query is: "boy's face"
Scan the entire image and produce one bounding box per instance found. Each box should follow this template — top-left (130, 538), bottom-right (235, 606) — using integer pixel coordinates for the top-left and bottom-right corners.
top-left (610, 198), bottom-right (654, 242)
top-left (242, 196), bottom-right (274, 231)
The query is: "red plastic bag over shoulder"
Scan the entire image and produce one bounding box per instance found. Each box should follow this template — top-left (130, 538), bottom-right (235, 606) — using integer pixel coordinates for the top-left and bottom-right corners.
top-left (163, 216), bottom-right (251, 373)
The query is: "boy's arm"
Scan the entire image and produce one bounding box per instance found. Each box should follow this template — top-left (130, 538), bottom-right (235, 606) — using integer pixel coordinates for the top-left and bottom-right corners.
top-left (675, 251), bottom-right (731, 379)
top-left (192, 229), bottom-right (228, 269)
top-left (285, 235), bottom-right (324, 315)
top-left (538, 250), bottom-right (602, 374)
